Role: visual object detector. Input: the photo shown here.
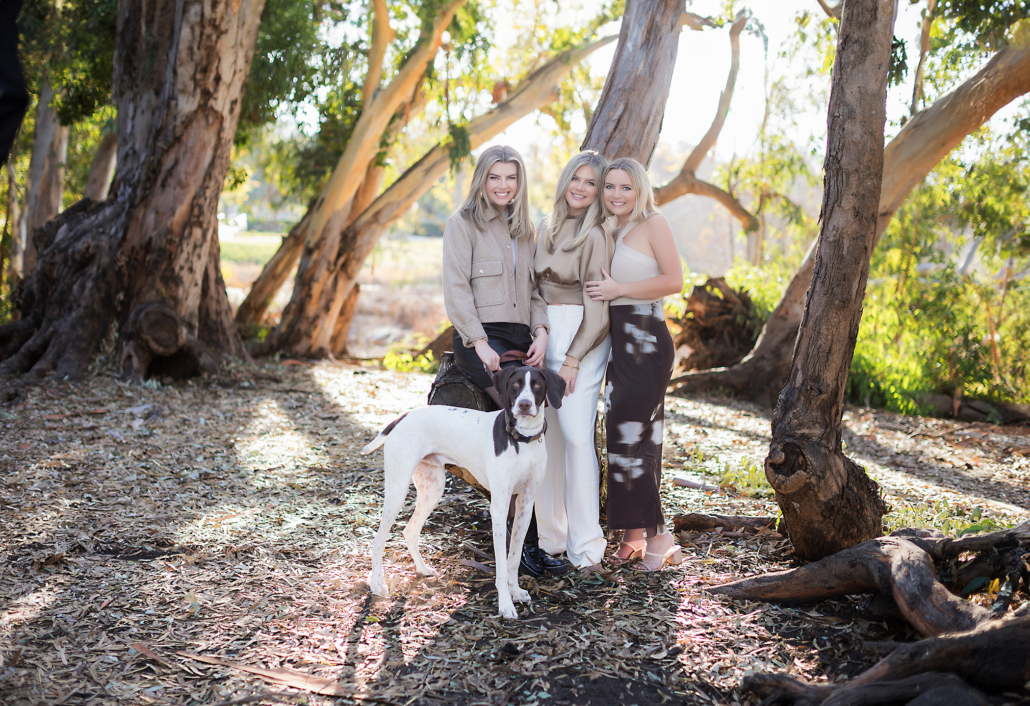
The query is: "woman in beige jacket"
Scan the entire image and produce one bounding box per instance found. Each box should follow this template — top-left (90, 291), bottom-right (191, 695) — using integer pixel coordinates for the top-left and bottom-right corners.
top-left (442, 144), bottom-right (566, 578)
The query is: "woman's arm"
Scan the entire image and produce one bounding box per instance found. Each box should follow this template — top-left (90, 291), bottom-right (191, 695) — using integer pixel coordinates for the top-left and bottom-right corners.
top-left (442, 216), bottom-right (488, 346)
top-left (585, 215), bottom-right (683, 301)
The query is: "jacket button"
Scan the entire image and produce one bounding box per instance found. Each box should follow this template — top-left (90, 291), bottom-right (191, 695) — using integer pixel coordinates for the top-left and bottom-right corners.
top-left (479, 269), bottom-right (483, 273)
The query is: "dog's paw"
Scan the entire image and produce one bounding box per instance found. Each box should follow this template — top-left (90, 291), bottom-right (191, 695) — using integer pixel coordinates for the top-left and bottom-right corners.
top-left (510, 587), bottom-right (531, 603)
top-left (497, 602), bottom-right (518, 620)
top-left (416, 565), bottom-right (438, 577)
top-left (369, 575), bottom-right (390, 598)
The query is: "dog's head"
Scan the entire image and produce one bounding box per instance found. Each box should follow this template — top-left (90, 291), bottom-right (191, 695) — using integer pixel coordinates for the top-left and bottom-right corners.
top-left (493, 365), bottom-right (565, 418)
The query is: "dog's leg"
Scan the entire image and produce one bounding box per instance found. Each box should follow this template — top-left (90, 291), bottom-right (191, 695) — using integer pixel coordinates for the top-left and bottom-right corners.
top-left (506, 493), bottom-right (533, 604)
top-left (369, 449), bottom-right (416, 598)
top-left (404, 461), bottom-right (445, 577)
top-left (490, 492), bottom-right (518, 619)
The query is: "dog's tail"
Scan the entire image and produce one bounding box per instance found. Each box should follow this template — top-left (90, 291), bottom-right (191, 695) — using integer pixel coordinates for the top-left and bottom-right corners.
top-left (360, 412), bottom-right (409, 455)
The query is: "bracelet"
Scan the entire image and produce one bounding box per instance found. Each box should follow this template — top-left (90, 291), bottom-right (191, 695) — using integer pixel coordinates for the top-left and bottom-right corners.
top-left (561, 363), bottom-right (579, 370)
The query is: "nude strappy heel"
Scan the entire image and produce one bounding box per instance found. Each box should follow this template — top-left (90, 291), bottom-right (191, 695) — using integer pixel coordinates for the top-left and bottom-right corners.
top-left (605, 540), bottom-right (646, 566)
top-left (632, 540), bottom-right (683, 573)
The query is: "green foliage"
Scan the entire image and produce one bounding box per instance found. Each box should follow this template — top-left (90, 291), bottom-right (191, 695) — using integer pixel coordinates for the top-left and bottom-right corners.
top-left (719, 457), bottom-right (772, 498)
top-left (18, 0), bottom-right (118, 125)
top-left (383, 347), bottom-right (437, 373)
top-left (446, 122), bottom-right (471, 174)
top-left (884, 500), bottom-right (1011, 537)
top-left (888, 37), bottom-right (908, 87)
top-left (936, 0), bottom-right (1028, 51)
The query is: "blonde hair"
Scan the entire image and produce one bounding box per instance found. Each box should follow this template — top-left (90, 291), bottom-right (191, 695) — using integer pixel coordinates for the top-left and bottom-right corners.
top-left (602, 157), bottom-right (660, 224)
top-left (458, 145), bottom-right (534, 241)
top-left (543, 151), bottom-right (610, 253)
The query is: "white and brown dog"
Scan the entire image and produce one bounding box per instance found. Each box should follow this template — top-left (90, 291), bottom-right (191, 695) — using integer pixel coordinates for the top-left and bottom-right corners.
top-left (362, 366), bottom-right (564, 619)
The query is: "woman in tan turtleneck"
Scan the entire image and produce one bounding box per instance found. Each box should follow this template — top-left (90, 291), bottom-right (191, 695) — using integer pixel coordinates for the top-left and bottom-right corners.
top-left (532, 150), bottom-right (613, 571)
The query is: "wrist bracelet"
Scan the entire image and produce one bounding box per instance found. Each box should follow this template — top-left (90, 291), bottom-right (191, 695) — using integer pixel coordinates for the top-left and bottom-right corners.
top-left (561, 363), bottom-right (579, 370)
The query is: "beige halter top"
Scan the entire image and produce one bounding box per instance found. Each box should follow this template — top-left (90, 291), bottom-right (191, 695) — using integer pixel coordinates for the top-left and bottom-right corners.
top-left (609, 221), bottom-right (661, 307)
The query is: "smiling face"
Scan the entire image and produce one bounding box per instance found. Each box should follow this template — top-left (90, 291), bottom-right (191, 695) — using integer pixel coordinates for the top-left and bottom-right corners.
top-left (485, 160), bottom-right (519, 209)
top-left (604, 168), bottom-right (636, 220)
top-left (565, 164), bottom-right (597, 217)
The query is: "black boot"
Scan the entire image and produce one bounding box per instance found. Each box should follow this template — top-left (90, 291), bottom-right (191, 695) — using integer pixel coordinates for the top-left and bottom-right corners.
top-left (509, 513), bottom-right (570, 577)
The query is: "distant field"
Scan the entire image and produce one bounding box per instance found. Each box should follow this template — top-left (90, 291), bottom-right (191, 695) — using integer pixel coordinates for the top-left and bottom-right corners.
top-left (219, 232), bottom-right (283, 264)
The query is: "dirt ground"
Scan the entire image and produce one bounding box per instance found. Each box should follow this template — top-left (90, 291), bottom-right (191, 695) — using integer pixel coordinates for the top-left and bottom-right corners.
top-left (1, 362), bottom-right (1028, 706)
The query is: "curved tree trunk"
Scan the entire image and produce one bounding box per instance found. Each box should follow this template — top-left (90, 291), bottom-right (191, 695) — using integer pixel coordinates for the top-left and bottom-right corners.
top-left (580, 0), bottom-right (683, 165)
top-left (22, 83), bottom-right (69, 274)
top-left (669, 43), bottom-right (1030, 407)
top-left (254, 34), bottom-right (615, 354)
top-left (0, 0), bottom-right (263, 382)
top-left (82, 131), bottom-right (118, 202)
top-left (258, 1), bottom-right (466, 359)
top-left (764, 0), bottom-right (895, 561)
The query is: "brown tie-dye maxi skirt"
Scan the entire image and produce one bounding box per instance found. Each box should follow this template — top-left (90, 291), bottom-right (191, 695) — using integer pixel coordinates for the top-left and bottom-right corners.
top-left (604, 302), bottom-right (675, 530)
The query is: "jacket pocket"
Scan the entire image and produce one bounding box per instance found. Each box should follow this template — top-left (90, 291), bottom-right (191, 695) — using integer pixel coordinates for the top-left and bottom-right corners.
top-left (471, 259), bottom-right (504, 307)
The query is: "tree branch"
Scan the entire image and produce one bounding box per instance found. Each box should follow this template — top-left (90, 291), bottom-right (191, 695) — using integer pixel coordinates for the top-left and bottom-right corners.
top-left (653, 12), bottom-right (757, 233)
top-left (816, 0), bottom-right (842, 21)
top-left (363, 0), bottom-right (396, 109)
top-left (682, 11), bottom-right (747, 175)
top-left (910, 0), bottom-right (937, 115)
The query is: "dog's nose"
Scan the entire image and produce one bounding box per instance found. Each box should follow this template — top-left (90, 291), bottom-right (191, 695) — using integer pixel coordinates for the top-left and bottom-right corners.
top-left (517, 400), bottom-right (532, 413)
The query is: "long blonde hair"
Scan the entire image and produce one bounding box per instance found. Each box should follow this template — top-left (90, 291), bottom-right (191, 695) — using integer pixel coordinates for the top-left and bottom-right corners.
top-left (458, 145), bottom-right (534, 241)
top-left (603, 157), bottom-right (660, 224)
top-left (543, 151), bottom-right (610, 253)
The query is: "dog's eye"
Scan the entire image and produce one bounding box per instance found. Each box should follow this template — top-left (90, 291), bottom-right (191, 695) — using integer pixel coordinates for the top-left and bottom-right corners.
top-left (532, 382), bottom-right (541, 389)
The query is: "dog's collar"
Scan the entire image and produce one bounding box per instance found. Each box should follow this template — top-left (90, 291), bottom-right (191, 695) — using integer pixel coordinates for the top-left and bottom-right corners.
top-left (504, 410), bottom-right (546, 443)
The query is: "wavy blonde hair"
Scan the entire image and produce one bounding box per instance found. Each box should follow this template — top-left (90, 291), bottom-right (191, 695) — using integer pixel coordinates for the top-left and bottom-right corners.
top-left (458, 145), bottom-right (534, 241)
top-left (543, 150), bottom-right (610, 253)
top-left (602, 157), bottom-right (660, 224)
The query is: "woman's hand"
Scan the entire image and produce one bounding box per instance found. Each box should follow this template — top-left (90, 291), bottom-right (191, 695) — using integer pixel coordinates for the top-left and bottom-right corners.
top-left (526, 328), bottom-right (547, 367)
top-left (585, 267), bottom-right (622, 301)
top-left (473, 338), bottom-right (500, 373)
top-left (559, 356), bottom-right (579, 396)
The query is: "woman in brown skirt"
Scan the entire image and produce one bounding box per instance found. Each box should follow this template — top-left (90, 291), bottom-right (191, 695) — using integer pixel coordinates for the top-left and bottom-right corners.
top-left (585, 157), bottom-right (684, 572)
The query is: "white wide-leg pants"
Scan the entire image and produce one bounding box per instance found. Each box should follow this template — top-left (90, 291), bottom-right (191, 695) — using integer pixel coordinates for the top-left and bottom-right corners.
top-left (536, 305), bottom-right (610, 568)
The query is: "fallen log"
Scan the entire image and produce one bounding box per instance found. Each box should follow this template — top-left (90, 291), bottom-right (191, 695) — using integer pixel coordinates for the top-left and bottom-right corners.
top-left (672, 513), bottom-right (776, 534)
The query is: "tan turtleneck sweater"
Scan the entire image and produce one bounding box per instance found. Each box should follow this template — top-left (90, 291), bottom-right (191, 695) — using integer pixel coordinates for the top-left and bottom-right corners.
top-left (533, 217), bottom-right (614, 361)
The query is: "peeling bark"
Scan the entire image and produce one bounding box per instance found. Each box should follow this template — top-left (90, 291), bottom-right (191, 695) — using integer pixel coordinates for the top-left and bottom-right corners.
top-left (670, 44), bottom-right (1030, 407)
top-left (580, 0), bottom-right (684, 165)
top-left (0, 0), bottom-right (264, 382)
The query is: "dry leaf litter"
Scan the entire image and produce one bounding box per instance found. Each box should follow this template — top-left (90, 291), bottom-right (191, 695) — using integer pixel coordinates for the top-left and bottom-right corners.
top-left (2, 362), bottom-right (1028, 705)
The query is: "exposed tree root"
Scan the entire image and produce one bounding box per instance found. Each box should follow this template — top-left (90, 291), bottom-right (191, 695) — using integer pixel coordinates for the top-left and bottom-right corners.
top-left (666, 278), bottom-right (761, 375)
top-left (713, 522), bottom-right (1030, 704)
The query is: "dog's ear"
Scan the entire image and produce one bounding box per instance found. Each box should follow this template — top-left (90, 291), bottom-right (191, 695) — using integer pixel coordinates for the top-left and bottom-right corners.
top-left (540, 368), bottom-right (566, 409)
top-left (492, 366), bottom-right (520, 408)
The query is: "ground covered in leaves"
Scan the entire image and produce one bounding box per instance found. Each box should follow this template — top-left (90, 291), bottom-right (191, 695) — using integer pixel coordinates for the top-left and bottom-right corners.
top-left (2, 362), bottom-right (1028, 705)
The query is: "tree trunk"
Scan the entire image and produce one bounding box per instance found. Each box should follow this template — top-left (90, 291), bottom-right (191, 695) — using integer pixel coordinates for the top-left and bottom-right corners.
top-left (669, 43), bottom-right (1030, 407)
top-left (82, 131), bottom-right (118, 201)
top-left (23, 84), bottom-right (69, 274)
top-left (0, 0), bottom-right (263, 381)
top-left (580, 0), bottom-right (683, 165)
top-left (233, 208), bottom-right (310, 330)
top-left (253, 35), bottom-right (615, 355)
top-left (329, 282), bottom-right (360, 358)
top-left (764, 0), bottom-right (895, 561)
top-left (258, 1), bottom-right (467, 359)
